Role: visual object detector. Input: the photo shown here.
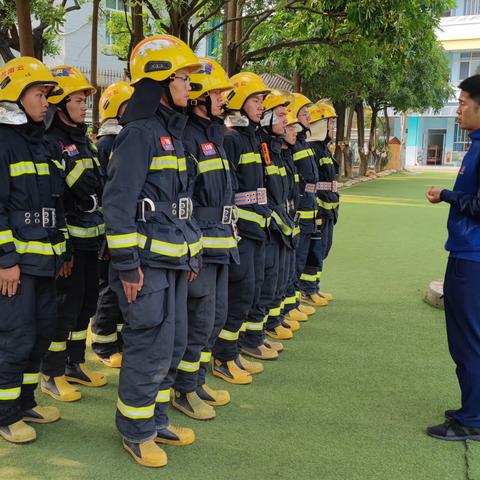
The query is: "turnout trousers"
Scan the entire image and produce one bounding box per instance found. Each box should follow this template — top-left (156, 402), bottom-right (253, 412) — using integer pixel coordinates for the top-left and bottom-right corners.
top-left (91, 259), bottom-right (123, 359)
top-left (315, 217), bottom-right (335, 292)
top-left (0, 274), bottom-right (56, 426)
top-left (111, 266), bottom-right (188, 442)
top-left (444, 257), bottom-right (480, 428)
top-left (174, 263), bottom-right (229, 393)
top-left (42, 251), bottom-right (99, 377)
top-left (213, 237), bottom-right (265, 362)
top-left (283, 246), bottom-right (299, 315)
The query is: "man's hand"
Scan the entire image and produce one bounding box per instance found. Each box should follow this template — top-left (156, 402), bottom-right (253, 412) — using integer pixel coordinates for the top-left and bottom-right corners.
top-left (58, 257), bottom-right (74, 278)
top-left (0, 265), bottom-right (21, 297)
top-left (121, 267), bottom-right (144, 303)
top-left (187, 271), bottom-right (198, 283)
top-left (426, 186), bottom-right (443, 204)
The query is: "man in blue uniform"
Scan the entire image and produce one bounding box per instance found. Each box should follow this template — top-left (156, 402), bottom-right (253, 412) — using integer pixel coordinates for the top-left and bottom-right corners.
top-left (426, 74), bottom-right (480, 440)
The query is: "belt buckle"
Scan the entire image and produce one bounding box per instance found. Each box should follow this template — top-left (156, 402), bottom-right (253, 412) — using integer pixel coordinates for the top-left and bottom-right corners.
top-left (42, 208), bottom-right (56, 228)
top-left (222, 206), bottom-right (233, 225)
top-left (138, 198), bottom-right (155, 222)
top-left (178, 197), bottom-right (193, 220)
top-left (256, 188), bottom-right (267, 205)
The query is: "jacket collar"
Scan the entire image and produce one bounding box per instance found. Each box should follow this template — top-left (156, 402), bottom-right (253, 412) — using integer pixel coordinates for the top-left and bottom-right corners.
top-left (156, 103), bottom-right (187, 140)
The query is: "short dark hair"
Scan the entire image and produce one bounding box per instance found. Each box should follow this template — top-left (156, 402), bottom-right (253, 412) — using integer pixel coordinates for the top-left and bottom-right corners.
top-left (459, 75), bottom-right (480, 105)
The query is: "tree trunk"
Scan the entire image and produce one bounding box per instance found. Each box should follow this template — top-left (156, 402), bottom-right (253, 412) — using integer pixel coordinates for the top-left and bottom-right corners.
top-left (0, 36), bottom-right (15, 62)
top-left (355, 101), bottom-right (368, 176)
top-left (344, 105), bottom-right (355, 178)
top-left (16, 0), bottom-right (35, 57)
top-left (234, 0), bottom-right (243, 72)
top-left (91, 0), bottom-right (100, 135)
top-left (293, 71), bottom-right (302, 92)
top-left (368, 106), bottom-right (380, 172)
top-left (131, 1), bottom-right (143, 49)
top-left (223, 0), bottom-right (238, 75)
top-left (333, 101), bottom-right (345, 179)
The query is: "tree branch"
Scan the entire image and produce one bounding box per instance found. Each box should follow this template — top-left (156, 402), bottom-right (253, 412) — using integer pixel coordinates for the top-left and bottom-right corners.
top-left (190, 0), bottom-right (225, 35)
top-left (143, 0), bottom-right (170, 30)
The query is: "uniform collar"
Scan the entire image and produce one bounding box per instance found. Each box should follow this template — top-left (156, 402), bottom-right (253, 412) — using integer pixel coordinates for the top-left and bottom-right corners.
top-left (189, 113), bottom-right (224, 145)
top-left (156, 103), bottom-right (187, 139)
top-left (51, 113), bottom-right (87, 144)
top-left (470, 128), bottom-right (480, 140)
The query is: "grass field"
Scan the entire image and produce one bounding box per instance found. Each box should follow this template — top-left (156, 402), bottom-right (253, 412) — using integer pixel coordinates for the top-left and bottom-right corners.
top-left (2, 170), bottom-right (473, 480)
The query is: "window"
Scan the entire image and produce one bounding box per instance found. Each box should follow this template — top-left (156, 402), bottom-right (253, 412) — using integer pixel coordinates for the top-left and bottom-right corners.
top-left (464, 0), bottom-right (480, 15)
top-left (206, 19), bottom-right (222, 58)
top-left (105, 0), bottom-right (125, 45)
top-left (453, 123), bottom-right (471, 152)
top-left (106, 0), bottom-right (124, 10)
top-left (458, 51), bottom-right (480, 81)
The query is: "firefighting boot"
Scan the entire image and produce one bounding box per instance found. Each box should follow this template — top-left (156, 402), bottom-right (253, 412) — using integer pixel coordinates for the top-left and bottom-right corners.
top-left (0, 420), bottom-right (36, 444)
top-left (240, 343), bottom-right (279, 360)
top-left (41, 375), bottom-right (82, 402)
top-left (97, 352), bottom-right (122, 368)
top-left (23, 406), bottom-right (60, 424)
top-left (287, 308), bottom-right (308, 322)
top-left (123, 439), bottom-right (168, 468)
top-left (171, 390), bottom-right (216, 420)
top-left (65, 363), bottom-right (107, 387)
top-left (264, 339), bottom-right (284, 353)
top-left (284, 318), bottom-right (301, 332)
top-left (235, 355), bottom-right (264, 375)
top-left (265, 324), bottom-right (293, 340)
top-left (298, 304), bottom-right (316, 316)
top-left (155, 425), bottom-right (195, 446)
top-left (301, 293), bottom-right (328, 307)
top-left (196, 384), bottom-right (231, 407)
top-left (319, 292), bottom-right (333, 301)
top-left (212, 358), bottom-right (252, 385)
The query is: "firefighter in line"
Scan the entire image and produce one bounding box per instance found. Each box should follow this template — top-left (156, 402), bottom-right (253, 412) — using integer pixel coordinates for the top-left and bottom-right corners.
top-left (91, 81), bottom-right (134, 368)
top-left (0, 57), bottom-right (68, 443)
top-left (211, 72), bottom-right (271, 385)
top-left (307, 103), bottom-right (338, 301)
top-left (40, 66), bottom-right (107, 403)
top-left (170, 58), bottom-right (238, 421)
top-left (103, 35), bottom-right (203, 468)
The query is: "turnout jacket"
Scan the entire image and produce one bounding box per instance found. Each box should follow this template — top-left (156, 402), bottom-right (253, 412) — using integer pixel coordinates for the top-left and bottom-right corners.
top-left (0, 120), bottom-right (67, 277)
top-left (282, 144), bottom-right (301, 248)
top-left (224, 122), bottom-right (271, 242)
top-left (184, 114), bottom-right (239, 265)
top-left (45, 115), bottom-right (105, 252)
top-left (103, 105), bottom-right (202, 274)
top-left (293, 130), bottom-right (319, 234)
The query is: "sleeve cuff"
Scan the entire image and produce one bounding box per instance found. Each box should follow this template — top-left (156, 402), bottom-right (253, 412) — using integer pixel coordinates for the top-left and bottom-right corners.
top-left (440, 189), bottom-right (457, 204)
top-left (118, 268), bottom-right (140, 283)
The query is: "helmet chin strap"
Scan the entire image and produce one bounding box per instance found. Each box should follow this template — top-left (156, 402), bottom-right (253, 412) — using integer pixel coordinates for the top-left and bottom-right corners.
top-left (164, 81), bottom-right (186, 114)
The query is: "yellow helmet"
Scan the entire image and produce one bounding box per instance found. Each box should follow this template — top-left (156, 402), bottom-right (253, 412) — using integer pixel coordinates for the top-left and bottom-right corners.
top-left (262, 89), bottom-right (294, 112)
top-left (130, 34), bottom-right (200, 85)
top-left (189, 58), bottom-right (233, 100)
top-left (99, 81), bottom-right (134, 120)
top-left (49, 66), bottom-right (95, 104)
top-left (288, 93), bottom-right (312, 118)
top-left (286, 109), bottom-right (299, 126)
top-left (0, 57), bottom-right (57, 102)
top-left (309, 102), bottom-right (337, 123)
top-left (226, 72), bottom-right (270, 111)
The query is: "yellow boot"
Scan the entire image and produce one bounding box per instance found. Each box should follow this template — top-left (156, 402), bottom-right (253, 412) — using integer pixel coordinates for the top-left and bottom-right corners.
top-left (155, 425), bottom-right (195, 446)
top-left (171, 390), bottom-right (216, 420)
top-left (264, 339), bottom-right (284, 353)
top-left (0, 420), bottom-right (36, 444)
top-left (319, 292), bottom-right (333, 301)
top-left (287, 308), bottom-right (308, 322)
top-left (97, 352), bottom-right (122, 368)
top-left (298, 304), bottom-right (316, 316)
top-left (65, 363), bottom-right (107, 387)
top-left (123, 439), bottom-right (167, 467)
top-left (196, 383), bottom-right (231, 406)
top-left (240, 343), bottom-right (278, 360)
top-left (284, 318), bottom-right (301, 332)
top-left (212, 359), bottom-right (252, 385)
top-left (265, 324), bottom-right (293, 340)
top-left (236, 355), bottom-right (264, 375)
top-left (23, 406), bottom-right (60, 424)
top-left (41, 375), bottom-right (81, 402)
top-left (301, 293), bottom-right (328, 307)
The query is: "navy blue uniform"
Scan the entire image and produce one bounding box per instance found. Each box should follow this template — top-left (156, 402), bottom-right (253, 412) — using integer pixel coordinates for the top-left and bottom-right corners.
top-left (103, 104), bottom-right (202, 442)
top-left (0, 120), bottom-right (67, 426)
top-left (440, 128), bottom-right (480, 427)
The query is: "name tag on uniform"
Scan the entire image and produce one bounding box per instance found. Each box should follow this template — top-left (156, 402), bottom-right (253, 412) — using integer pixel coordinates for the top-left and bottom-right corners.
top-left (160, 136), bottom-right (175, 151)
top-left (201, 143), bottom-right (216, 156)
top-left (64, 144), bottom-right (79, 157)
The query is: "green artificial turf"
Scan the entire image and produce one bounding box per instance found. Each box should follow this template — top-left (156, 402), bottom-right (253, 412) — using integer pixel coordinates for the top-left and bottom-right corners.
top-left (1, 170), bottom-right (473, 480)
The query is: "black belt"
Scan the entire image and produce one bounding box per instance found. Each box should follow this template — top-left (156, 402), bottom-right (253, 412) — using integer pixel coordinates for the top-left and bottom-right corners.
top-left (137, 198), bottom-right (193, 222)
top-left (194, 206), bottom-right (236, 225)
top-left (9, 208), bottom-right (57, 228)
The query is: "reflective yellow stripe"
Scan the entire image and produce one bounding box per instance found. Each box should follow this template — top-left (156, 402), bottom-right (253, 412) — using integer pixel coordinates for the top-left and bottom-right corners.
top-left (222, 159), bottom-right (230, 171)
top-left (14, 239), bottom-right (54, 256)
top-left (151, 239), bottom-right (188, 257)
top-left (0, 230), bottom-right (14, 246)
top-left (239, 152), bottom-right (261, 165)
top-left (294, 173), bottom-right (300, 183)
top-left (202, 236), bottom-right (237, 249)
top-left (189, 239), bottom-right (203, 257)
top-left (117, 398), bottom-right (155, 419)
top-left (107, 232), bottom-right (138, 249)
top-left (67, 223), bottom-right (106, 239)
top-left (316, 217), bottom-right (323, 227)
top-left (91, 332), bottom-right (118, 344)
top-left (300, 273), bottom-right (317, 282)
top-left (279, 167), bottom-right (287, 177)
top-left (271, 211), bottom-right (292, 236)
top-left (317, 199), bottom-right (339, 210)
top-left (218, 328), bottom-right (239, 341)
top-left (292, 225), bottom-right (300, 237)
top-left (200, 351), bottom-right (211, 363)
top-left (284, 295), bottom-right (297, 306)
top-left (297, 210), bottom-right (315, 220)
top-left (177, 360), bottom-right (200, 373)
top-left (69, 329), bottom-right (88, 341)
top-left (52, 159), bottom-right (65, 171)
top-left (155, 390), bottom-right (170, 403)
top-left (52, 240), bottom-right (67, 256)
top-left (0, 386), bottom-right (21, 400)
top-left (48, 341), bottom-right (66, 352)
top-left (318, 156), bottom-right (334, 166)
top-left (243, 321), bottom-right (265, 331)
top-left (197, 157), bottom-right (225, 174)
top-left (150, 156), bottom-right (186, 172)
top-left (66, 158), bottom-right (94, 187)
top-left (23, 373), bottom-right (39, 385)
top-left (36, 163), bottom-right (49, 175)
top-left (137, 233), bottom-right (147, 249)
top-left (269, 306), bottom-right (282, 317)
top-left (265, 165), bottom-right (279, 176)
top-left (9, 161), bottom-right (36, 177)
top-left (293, 148), bottom-right (314, 161)
top-left (117, 323), bottom-right (123, 332)
top-left (237, 208), bottom-right (267, 227)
